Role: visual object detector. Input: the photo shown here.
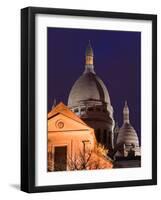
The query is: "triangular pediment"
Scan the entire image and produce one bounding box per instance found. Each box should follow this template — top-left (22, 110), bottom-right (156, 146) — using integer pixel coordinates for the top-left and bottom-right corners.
top-left (48, 102), bottom-right (85, 125)
top-left (48, 112), bottom-right (91, 132)
top-left (48, 102), bottom-right (92, 132)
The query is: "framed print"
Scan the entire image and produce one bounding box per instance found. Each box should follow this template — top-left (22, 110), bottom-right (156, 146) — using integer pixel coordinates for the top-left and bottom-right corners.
top-left (21, 7), bottom-right (157, 193)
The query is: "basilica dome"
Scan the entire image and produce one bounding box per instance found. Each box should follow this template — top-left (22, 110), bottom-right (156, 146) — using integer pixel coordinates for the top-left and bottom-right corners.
top-left (68, 72), bottom-right (111, 107)
top-left (116, 101), bottom-right (140, 147)
top-left (67, 41), bottom-right (114, 149)
top-left (68, 41), bottom-right (111, 109)
top-left (116, 123), bottom-right (139, 146)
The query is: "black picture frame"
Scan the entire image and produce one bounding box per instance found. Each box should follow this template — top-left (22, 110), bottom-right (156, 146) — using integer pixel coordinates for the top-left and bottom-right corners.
top-left (21, 6), bottom-right (157, 193)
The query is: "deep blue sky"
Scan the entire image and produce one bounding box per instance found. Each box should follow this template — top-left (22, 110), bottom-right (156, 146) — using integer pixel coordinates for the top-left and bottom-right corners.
top-left (47, 27), bottom-right (141, 141)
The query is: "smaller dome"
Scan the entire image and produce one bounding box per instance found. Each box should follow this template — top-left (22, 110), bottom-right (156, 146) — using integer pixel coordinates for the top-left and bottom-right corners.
top-left (116, 101), bottom-right (140, 147)
top-left (116, 123), bottom-right (139, 146)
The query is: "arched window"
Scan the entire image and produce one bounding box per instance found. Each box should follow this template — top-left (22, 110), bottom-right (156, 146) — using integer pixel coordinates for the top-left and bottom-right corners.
top-left (74, 108), bottom-right (79, 113)
top-left (88, 107), bottom-right (93, 112)
top-left (81, 107), bottom-right (85, 112)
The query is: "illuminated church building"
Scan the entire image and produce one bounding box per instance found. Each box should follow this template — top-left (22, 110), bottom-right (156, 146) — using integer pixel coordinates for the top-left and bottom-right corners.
top-left (48, 41), bottom-right (141, 170)
top-left (68, 41), bottom-right (114, 151)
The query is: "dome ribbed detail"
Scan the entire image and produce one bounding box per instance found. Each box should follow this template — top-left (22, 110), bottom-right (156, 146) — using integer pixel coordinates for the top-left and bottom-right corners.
top-left (116, 123), bottom-right (139, 146)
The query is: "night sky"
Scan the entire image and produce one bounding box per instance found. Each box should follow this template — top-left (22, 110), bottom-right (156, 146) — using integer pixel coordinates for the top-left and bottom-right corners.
top-left (47, 27), bottom-right (141, 141)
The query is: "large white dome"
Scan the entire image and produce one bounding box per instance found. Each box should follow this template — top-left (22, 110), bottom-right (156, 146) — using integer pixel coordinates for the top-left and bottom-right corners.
top-left (67, 41), bottom-right (115, 149)
top-left (68, 72), bottom-right (111, 107)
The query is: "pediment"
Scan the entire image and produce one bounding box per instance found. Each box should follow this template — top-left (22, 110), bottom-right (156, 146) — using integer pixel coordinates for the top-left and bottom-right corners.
top-left (48, 113), bottom-right (91, 132)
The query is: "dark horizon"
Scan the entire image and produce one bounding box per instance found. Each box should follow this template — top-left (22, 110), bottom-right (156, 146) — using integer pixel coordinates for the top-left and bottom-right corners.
top-left (47, 27), bottom-right (141, 142)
